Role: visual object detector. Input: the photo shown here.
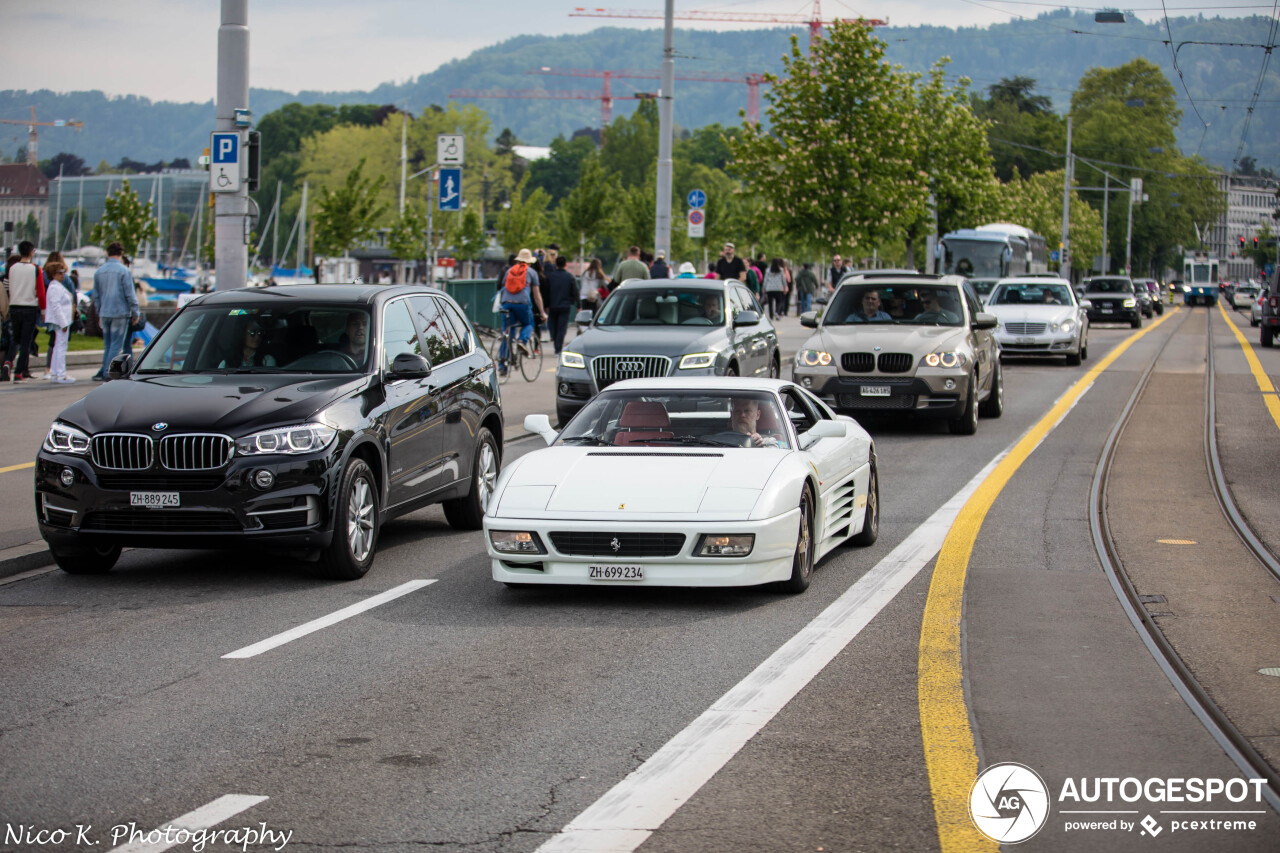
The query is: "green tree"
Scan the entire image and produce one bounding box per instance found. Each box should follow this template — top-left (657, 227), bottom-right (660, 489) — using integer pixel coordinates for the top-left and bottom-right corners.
top-left (89, 179), bottom-right (160, 256)
top-left (1244, 222), bottom-right (1277, 271)
top-left (386, 202), bottom-right (432, 270)
top-left (601, 100), bottom-right (660, 189)
top-left (495, 174), bottom-right (549, 254)
top-left (527, 134), bottom-right (596, 205)
top-left (676, 124), bottom-right (741, 172)
top-left (971, 78), bottom-right (1067, 181)
top-left (994, 169), bottom-right (1103, 273)
top-left (312, 158), bottom-right (389, 257)
top-left (17, 212), bottom-right (40, 244)
top-left (729, 21), bottom-right (923, 256)
top-left (554, 151), bottom-right (614, 259)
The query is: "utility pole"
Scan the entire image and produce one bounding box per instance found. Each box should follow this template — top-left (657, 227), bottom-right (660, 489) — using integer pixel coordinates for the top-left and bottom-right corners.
top-left (1060, 115), bottom-right (1073, 282)
top-left (399, 109), bottom-right (408, 215)
top-left (1100, 172), bottom-right (1109, 274)
top-left (215, 0), bottom-right (250, 289)
top-left (653, 0), bottom-right (675, 258)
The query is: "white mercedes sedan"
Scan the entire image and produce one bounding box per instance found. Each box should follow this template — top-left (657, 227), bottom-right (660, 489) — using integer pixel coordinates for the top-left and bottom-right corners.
top-left (484, 378), bottom-right (878, 593)
top-left (986, 276), bottom-right (1090, 365)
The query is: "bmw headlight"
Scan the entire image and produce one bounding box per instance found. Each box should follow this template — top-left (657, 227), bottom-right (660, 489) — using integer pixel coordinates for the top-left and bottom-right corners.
top-left (560, 351), bottom-right (586, 369)
top-left (797, 349), bottom-right (833, 367)
top-left (679, 352), bottom-right (717, 369)
top-left (43, 422), bottom-right (91, 455)
top-left (1123, 298), bottom-right (1136, 308)
top-left (235, 423), bottom-right (337, 456)
top-left (1051, 320), bottom-right (1075, 333)
top-left (924, 351), bottom-right (967, 369)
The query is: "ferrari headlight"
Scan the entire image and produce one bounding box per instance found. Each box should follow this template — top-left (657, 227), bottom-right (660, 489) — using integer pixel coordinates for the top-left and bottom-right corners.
top-left (679, 352), bottom-right (717, 369)
top-left (235, 423), bottom-right (336, 456)
top-left (489, 530), bottom-right (546, 554)
top-left (43, 422), bottom-right (91, 455)
top-left (1123, 298), bottom-right (1136, 307)
top-left (560, 351), bottom-right (586, 369)
top-left (798, 349), bottom-right (833, 367)
top-left (924, 351), bottom-right (966, 369)
top-left (697, 534), bottom-right (755, 557)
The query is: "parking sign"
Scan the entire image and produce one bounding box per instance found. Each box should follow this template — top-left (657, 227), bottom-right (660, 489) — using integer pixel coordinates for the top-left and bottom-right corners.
top-left (210, 131), bottom-right (241, 193)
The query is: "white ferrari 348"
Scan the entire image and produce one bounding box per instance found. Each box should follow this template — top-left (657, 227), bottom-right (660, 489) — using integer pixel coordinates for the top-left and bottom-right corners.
top-left (484, 378), bottom-right (878, 593)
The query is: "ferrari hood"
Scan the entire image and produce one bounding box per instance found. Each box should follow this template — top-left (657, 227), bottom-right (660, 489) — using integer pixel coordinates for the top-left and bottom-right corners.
top-left (494, 447), bottom-right (785, 517)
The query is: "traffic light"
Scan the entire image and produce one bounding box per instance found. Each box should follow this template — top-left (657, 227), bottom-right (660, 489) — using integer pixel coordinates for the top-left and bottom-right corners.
top-left (246, 131), bottom-right (260, 192)
top-left (1254, 236), bottom-right (1259, 248)
top-left (1239, 235), bottom-right (1246, 248)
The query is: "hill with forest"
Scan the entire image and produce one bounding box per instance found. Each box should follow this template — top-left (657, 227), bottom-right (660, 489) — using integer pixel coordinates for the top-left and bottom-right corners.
top-left (1, 10), bottom-right (1274, 173)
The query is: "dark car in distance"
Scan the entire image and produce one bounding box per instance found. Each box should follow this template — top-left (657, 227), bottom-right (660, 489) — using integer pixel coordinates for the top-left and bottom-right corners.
top-left (1082, 276), bottom-right (1142, 328)
top-left (35, 285), bottom-right (503, 579)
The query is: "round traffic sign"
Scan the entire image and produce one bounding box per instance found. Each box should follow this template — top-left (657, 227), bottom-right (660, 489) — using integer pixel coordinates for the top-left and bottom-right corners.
top-left (687, 189), bottom-right (707, 209)
top-left (688, 209), bottom-right (705, 225)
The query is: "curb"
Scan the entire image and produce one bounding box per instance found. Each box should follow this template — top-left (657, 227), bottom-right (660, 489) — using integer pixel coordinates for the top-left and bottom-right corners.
top-left (0, 541), bottom-right (53, 579)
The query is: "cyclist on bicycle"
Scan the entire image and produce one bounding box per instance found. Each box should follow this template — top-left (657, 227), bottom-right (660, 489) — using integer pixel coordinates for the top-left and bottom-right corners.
top-left (497, 248), bottom-right (547, 373)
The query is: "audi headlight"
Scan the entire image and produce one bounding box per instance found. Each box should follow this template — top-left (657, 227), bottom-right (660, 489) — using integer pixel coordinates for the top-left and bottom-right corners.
top-left (489, 530), bottom-right (546, 554)
top-left (924, 351), bottom-right (966, 369)
top-left (679, 352), bottom-right (717, 369)
top-left (798, 349), bottom-right (833, 367)
top-left (235, 423), bottom-right (336, 456)
top-left (560, 351), bottom-right (585, 369)
top-left (43, 422), bottom-right (91, 456)
top-left (1123, 298), bottom-right (1136, 307)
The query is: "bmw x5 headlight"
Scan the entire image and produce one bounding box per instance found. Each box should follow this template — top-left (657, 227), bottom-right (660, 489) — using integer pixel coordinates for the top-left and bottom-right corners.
top-left (797, 349), bottom-right (833, 367)
top-left (924, 351), bottom-right (967, 369)
top-left (679, 352), bottom-right (717, 369)
top-left (560, 351), bottom-right (586, 369)
top-left (235, 423), bottom-right (337, 456)
top-left (43, 422), bottom-right (91, 455)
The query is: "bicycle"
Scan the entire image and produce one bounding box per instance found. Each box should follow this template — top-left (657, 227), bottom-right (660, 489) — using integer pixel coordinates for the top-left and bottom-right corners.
top-left (491, 307), bottom-right (543, 384)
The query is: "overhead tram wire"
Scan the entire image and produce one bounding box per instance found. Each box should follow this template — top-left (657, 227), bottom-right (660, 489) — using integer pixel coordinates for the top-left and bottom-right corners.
top-left (988, 136), bottom-right (1224, 180)
top-left (1160, 0), bottom-right (1215, 155)
top-left (1230, 0), bottom-right (1280, 167)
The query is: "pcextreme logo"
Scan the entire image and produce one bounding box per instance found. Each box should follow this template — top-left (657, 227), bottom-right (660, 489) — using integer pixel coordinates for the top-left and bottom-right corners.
top-left (969, 762), bottom-right (1051, 844)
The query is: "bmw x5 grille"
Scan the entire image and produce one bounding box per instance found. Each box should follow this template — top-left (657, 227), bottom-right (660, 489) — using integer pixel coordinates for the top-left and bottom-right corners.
top-left (159, 434), bottom-right (233, 470)
top-left (877, 353), bottom-right (914, 373)
top-left (549, 532), bottom-right (686, 558)
top-left (90, 434), bottom-right (153, 471)
top-left (591, 355), bottom-right (671, 390)
top-left (841, 353), bottom-right (875, 372)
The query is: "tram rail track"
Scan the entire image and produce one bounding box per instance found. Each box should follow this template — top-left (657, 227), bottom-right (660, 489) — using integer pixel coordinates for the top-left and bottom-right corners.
top-left (1089, 305), bottom-right (1280, 811)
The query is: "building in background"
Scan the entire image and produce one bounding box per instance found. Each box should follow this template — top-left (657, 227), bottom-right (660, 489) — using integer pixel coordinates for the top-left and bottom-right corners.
top-left (1212, 173), bottom-right (1279, 282)
top-left (0, 164), bottom-right (50, 249)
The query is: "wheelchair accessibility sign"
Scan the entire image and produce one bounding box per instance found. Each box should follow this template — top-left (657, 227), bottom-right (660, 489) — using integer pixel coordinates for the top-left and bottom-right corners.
top-left (210, 131), bottom-right (241, 193)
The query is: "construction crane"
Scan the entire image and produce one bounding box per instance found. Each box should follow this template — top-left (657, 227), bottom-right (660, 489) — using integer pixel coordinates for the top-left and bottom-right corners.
top-left (531, 67), bottom-right (770, 124)
top-left (569, 1), bottom-right (888, 48)
top-left (0, 107), bottom-right (84, 166)
top-left (448, 87), bottom-right (656, 130)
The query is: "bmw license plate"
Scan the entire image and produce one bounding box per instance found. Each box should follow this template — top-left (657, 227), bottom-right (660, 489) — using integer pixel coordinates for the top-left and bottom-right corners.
top-left (860, 386), bottom-right (891, 397)
top-left (588, 565), bottom-right (644, 581)
top-left (130, 491), bottom-right (180, 508)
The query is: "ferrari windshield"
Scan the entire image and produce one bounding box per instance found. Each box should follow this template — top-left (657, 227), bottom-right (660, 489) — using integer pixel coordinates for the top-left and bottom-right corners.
top-left (989, 283), bottom-right (1074, 306)
top-left (558, 388), bottom-right (791, 450)
top-left (825, 283), bottom-right (964, 326)
top-left (135, 304), bottom-right (372, 374)
top-left (594, 287), bottom-right (725, 326)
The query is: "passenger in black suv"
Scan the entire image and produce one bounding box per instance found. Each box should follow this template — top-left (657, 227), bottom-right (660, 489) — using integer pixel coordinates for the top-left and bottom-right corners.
top-left (35, 285), bottom-right (503, 579)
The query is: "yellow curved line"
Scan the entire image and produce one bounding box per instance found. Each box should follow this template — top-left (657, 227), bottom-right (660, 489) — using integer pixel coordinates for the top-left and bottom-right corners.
top-left (0, 462), bottom-right (35, 475)
top-left (1216, 301), bottom-right (1280, 431)
top-left (919, 308), bottom-right (1178, 851)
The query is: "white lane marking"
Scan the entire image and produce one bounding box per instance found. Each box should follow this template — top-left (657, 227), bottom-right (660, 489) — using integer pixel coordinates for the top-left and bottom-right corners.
top-left (222, 580), bottom-right (435, 659)
top-left (537, 452), bottom-right (1010, 853)
top-left (108, 794), bottom-right (268, 853)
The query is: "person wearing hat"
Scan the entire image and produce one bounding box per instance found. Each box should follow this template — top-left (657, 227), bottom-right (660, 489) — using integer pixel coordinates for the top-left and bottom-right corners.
top-left (650, 250), bottom-right (671, 280)
top-left (675, 262), bottom-right (698, 279)
top-left (714, 242), bottom-right (746, 283)
top-left (498, 248), bottom-right (547, 370)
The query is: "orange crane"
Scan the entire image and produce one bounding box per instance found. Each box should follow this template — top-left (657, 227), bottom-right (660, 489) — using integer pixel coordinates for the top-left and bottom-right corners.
top-left (569, 1), bottom-right (887, 48)
top-left (449, 87), bottom-right (657, 130)
top-left (530, 67), bottom-right (770, 124)
top-left (0, 107), bottom-right (84, 166)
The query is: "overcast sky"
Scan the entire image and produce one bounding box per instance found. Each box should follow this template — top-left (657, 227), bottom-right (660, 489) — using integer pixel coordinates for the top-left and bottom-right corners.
top-left (1, 0), bottom-right (1270, 103)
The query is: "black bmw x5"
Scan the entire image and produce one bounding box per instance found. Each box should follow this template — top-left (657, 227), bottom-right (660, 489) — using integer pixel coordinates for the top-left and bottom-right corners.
top-left (35, 284), bottom-right (503, 579)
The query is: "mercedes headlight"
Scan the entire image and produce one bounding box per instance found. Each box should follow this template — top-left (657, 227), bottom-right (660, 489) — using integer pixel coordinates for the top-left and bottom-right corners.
top-left (235, 423), bottom-right (337, 456)
top-left (43, 422), bottom-right (91, 455)
top-left (560, 351), bottom-right (586, 369)
top-left (1123, 298), bottom-right (1136, 307)
top-left (1051, 320), bottom-right (1075, 333)
top-left (679, 352), bottom-right (717, 369)
top-left (797, 349), bottom-right (833, 367)
top-left (924, 351), bottom-right (967, 369)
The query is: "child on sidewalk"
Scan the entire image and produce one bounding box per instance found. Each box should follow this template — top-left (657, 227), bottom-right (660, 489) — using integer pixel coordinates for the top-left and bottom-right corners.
top-left (43, 262), bottom-right (75, 384)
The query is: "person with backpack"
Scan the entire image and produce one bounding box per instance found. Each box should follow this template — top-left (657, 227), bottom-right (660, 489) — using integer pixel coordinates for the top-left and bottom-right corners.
top-left (498, 248), bottom-right (546, 373)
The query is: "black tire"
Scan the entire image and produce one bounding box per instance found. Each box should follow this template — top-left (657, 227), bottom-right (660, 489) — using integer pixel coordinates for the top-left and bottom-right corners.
top-left (1131, 314), bottom-right (1143, 329)
top-left (768, 354), bottom-right (780, 379)
top-left (850, 459), bottom-right (878, 547)
top-left (443, 428), bottom-right (499, 531)
top-left (948, 379), bottom-right (978, 435)
top-left (317, 458), bottom-right (379, 580)
top-left (1155, 302), bottom-right (1164, 315)
top-left (724, 363), bottom-right (738, 378)
top-left (1251, 316), bottom-right (1260, 328)
top-left (1263, 326), bottom-right (1275, 348)
top-left (51, 541), bottom-right (121, 574)
top-left (978, 360), bottom-right (1003, 418)
top-left (1081, 334), bottom-right (1089, 361)
top-left (1065, 347), bottom-right (1082, 366)
top-left (777, 486), bottom-right (815, 594)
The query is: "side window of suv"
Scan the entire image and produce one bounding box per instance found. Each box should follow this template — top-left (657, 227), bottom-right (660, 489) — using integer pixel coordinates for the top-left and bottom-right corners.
top-left (437, 298), bottom-right (474, 356)
top-left (381, 299), bottom-right (421, 372)
top-left (407, 295), bottom-right (460, 366)
top-left (961, 283), bottom-right (984, 320)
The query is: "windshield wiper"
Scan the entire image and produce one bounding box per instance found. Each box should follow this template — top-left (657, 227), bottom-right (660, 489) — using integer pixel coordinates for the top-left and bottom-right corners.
top-left (645, 435), bottom-right (742, 448)
top-left (559, 435), bottom-right (611, 446)
top-left (135, 367), bottom-right (180, 374)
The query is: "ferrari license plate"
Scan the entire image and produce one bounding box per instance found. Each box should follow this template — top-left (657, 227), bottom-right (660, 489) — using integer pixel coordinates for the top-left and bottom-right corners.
top-left (860, 385), bottom-right (891, 397)
top-left (588, 565), bottom-right (644, 581)
top-left (130, 491), bottom-right (180, 508)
